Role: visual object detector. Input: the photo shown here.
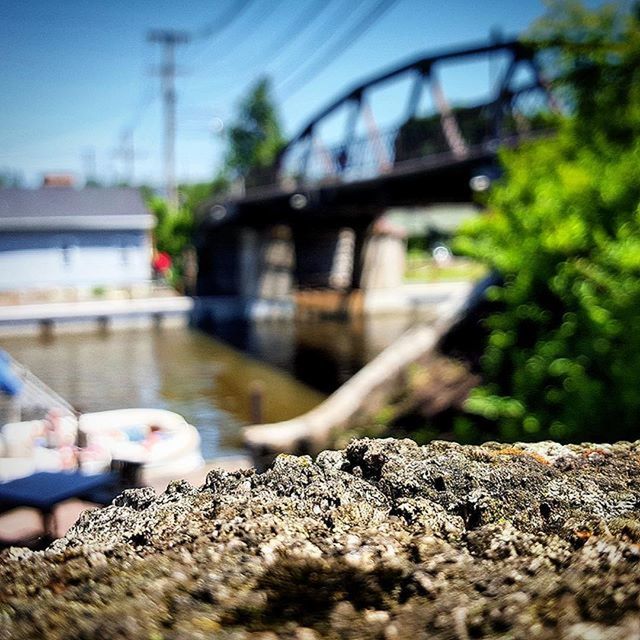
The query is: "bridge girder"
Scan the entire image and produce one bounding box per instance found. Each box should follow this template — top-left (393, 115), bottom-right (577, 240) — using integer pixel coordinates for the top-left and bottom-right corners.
top-left (198, 38), bottom-right (558, 233)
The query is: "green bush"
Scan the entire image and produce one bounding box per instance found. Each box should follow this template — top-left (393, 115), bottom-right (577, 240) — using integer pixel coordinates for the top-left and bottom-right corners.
top-left (148, 176), bottom-right (229, 260)
top-left (149, 197), bottom-right (193, 259)
top-left (454, 1), bottom-right (640, 443)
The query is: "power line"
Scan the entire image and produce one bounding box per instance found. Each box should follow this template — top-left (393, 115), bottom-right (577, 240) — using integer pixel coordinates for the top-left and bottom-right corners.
top-left (174, 0), bottom-right (384, 178)
top-left (278, 0), bottom-right (402, 100)
top-left (121, 2), bottom-right (254, 131)
top-left (201, 0), bottom-right (286, 66)
top-left (256, 0), bottom-right (365, 85)
top-left (113, 2), bottom-right (255, 184)
top-left (188, 0), bottom-right (265, 69)
top-left (188, 0), bottom-right (338, 95)
top-left (252, 0), bottom-right (338, 71)
top-left (110, 48), bottom-right (155, 186)
top-left (264, 0), bottom-right (371, 94)
top-left (196, 0), bottom-right (256, 40)
top-left (191, 0), bottom-right (369, 106)
top-left (124, 85), bottom-right (157, 132)
top-left (113, 129), bottom-right (136, 185)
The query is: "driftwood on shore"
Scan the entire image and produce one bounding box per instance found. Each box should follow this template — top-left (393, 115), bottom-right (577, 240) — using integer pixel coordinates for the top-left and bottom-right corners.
top-left (243, 283), bottom-right (474, 467)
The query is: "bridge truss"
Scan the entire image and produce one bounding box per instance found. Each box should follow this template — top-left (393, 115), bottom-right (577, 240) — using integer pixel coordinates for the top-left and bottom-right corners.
top-left (199, 38), bottom-right (560, 251)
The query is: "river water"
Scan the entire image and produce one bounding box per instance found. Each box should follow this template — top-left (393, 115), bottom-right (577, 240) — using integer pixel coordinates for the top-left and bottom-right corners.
top-left (0, 313), bottom-right (427, 460)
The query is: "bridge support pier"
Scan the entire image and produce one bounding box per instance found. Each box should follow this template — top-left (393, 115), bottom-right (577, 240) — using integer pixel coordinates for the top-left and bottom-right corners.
top-left (291, 223), bottom-right (367, 319)
top-left (197, 225), bottom-right (294, 302)
top-left (360, 218), bottom-right (407, 291)
top-left (195, 224), bottom-right (296, 332)
top-left (196, 214), bottom-right (406, 323)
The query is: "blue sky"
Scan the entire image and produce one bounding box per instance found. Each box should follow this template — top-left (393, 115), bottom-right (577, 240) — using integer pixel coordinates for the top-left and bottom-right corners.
top-left (1, 0), bottom-right (552, 188)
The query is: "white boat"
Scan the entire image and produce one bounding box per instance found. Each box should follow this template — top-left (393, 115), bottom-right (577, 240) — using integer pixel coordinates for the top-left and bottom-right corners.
top-left (0, 415), bottom-right (77, 483)
top-left (78, 408), bottom-right (204, 480)
top-left (0, 408), bottom-right (204, 483)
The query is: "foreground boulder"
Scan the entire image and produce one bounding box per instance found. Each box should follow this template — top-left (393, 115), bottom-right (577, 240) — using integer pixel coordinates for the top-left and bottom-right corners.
top-left (2, 438), bottom-right (640, 639)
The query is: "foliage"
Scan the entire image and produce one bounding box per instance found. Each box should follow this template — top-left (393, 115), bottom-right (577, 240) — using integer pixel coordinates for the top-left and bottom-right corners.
top-left (148, 197), bottom-right (192, 259)
top-left (147, 175), bottom-right (228, 284)
top-left (143, 80), bottom-right (282, 284)
top-left (179, 174), bottom-right (228, 221)
top-left (0, 168), bottom-right (23, 188)
top-left (454, 1), bottom-right (640, 443)
top-left (225, 77), bottom-right (285, 185)
top-left (404, 255), bottom-right (487, 284)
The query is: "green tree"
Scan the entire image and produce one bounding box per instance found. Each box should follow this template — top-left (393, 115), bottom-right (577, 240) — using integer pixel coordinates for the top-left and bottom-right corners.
top-left (226, 77), bottom-right (285, 185)
top-left (454, 1), bottom-right (640, 443)
top-left (146, 175), bottom-right (228, 287)
top-left (149, 196), bottom-right (193, 260)
top-left (0, 169), bottom-right (23, 188)
top-left (179, 174), bottom-right (229, 219)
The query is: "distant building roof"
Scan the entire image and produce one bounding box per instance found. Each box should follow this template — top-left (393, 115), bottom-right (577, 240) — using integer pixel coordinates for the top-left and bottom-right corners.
top-left (0, 187), bottom-right (155, 231)
top-left (42, 174), bottom-right (75, 187)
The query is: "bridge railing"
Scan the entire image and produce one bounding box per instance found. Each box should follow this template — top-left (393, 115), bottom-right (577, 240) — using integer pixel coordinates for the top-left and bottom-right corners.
top-left (262, 83), bottom-right (553, 190)
top-left (234, 39), bottom-right (564, 200)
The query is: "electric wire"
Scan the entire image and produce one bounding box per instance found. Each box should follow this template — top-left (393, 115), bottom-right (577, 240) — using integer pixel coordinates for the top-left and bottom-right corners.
top-left (256, 0), bottom-right (341, 71)
top-left (196, 0), bottom-right (256, 40)
top-left (267, 0), bottom-right (368, 81)
top-left (277, 0), bottom-right (402, 99)
top-left (124, 86), bottom-right (157, 132)
top-left (118, 0), bottom-right (256, 141)
top-left (199, 0), bottom-right (368, 101)
top-left (188, 0), bottom-right (278, 69)
top-left (189, 0), bottom-right (339, 95)
top-left (202, 0), bottom-right (286, 65)
top-left (114, 0), bottom-right (402, 182)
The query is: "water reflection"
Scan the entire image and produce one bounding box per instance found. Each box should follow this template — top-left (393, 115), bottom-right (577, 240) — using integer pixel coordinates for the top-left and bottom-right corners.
top-left (0, 326), bottom-right (325, 459)
top-left (220, 313), bottom-right (435, 394)
top-left (1, 310), bottom-right (435, 460)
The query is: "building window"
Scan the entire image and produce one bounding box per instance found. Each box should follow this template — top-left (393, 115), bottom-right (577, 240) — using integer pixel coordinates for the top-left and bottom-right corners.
top-left (62, 244), bottom-right (72, 268)
top-left (59, 236), bottom-right (78, 269)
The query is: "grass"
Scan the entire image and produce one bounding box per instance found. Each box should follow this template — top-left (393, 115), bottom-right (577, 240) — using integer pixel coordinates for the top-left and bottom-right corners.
top-left (404, 253), bottom-right (487, 283)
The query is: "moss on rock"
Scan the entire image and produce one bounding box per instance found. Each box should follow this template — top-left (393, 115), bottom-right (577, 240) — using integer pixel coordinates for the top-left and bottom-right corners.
top-left (2, 438), bottom-right (640, 639)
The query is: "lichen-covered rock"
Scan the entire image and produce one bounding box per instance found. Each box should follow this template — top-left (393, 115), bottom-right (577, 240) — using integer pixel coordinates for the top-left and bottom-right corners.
top-left (1, 438), bottom-right (640, 639)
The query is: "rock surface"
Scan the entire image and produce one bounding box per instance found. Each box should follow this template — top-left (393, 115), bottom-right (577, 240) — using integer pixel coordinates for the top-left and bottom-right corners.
top-left (2, 438), bottom-right (640, 639)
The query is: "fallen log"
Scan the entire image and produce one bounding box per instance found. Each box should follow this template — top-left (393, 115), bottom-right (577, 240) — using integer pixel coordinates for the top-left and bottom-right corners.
top-left (243, 282), bottom-right (474, 468)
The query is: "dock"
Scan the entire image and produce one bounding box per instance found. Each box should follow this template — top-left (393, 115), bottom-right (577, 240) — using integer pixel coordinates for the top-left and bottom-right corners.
top-left (0, 296), bottom-right (194, 336)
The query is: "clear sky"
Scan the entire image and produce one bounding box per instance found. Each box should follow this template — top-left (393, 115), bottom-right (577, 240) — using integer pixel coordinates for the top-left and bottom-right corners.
top-left (1, 0), bottom-right (552, 189)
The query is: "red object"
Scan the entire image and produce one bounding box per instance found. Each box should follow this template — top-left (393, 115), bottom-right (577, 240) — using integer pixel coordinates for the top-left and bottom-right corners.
top-left (153, 252), bottom-right (172, 273)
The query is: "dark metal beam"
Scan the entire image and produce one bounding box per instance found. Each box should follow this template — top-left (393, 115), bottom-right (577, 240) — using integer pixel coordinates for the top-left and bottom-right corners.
top-left (284, 38), bottom-right (528, 150)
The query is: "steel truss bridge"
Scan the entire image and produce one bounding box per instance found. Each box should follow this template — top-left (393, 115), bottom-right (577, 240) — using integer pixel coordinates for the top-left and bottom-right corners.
top-left (196, 38), bottom-right (559, 300)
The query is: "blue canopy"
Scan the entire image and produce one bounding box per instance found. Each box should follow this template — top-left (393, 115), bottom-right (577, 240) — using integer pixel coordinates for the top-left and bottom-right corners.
top-left (0, 350), bottom-right (22, 397)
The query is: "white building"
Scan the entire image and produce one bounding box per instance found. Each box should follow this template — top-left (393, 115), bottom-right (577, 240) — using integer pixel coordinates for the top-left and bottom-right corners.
top-left (0, 187), bottom-right (155, 292)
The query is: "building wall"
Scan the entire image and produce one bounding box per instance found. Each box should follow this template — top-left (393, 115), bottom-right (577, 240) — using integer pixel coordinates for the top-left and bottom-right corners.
top-left (0, 230), bottom-right (152, 291)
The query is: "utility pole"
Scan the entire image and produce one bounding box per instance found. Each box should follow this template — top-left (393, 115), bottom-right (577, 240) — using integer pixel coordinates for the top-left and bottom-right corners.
top-left (148, 29), bottom-right (189, 210)
top-left (81, 146), bottom-right (98, 186)
top-left (115, 128), bottom-right (136, 186)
